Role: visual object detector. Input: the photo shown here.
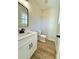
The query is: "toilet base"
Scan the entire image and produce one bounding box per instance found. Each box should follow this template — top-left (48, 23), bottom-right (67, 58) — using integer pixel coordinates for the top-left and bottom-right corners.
top-left (39, 38), bottom-right (46, 42)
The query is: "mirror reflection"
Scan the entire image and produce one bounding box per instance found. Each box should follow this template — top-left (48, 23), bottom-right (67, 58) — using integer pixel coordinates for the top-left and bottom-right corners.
top-left (18, 2), bottom-right (29, 27)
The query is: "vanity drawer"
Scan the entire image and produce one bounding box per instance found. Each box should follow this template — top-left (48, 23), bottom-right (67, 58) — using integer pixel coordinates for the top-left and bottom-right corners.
top-left (18, 34), bottom-right (37, 48)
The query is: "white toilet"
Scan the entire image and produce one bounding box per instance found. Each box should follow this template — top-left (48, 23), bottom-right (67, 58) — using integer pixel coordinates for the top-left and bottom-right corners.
top-left (39, 34), bottom-right (46, 42)
top-left (38, 31), bottom-right (46, 42)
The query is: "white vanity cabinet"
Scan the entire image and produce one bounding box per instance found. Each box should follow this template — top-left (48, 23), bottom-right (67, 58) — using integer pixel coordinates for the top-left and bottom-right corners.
top-left (18, 32), bottom-right (37, 59)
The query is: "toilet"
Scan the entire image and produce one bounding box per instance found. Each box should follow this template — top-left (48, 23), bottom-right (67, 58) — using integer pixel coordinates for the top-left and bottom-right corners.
top-left (39, 34), bottom-right (46, 42)
top-left (38, 30), bottom-right (46, 42)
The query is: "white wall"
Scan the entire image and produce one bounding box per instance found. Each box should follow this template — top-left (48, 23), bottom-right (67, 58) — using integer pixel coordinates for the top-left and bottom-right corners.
top-left (41, 8), bottom-right (59, 41)
top-left (28, 0), bottom-right (41, 32)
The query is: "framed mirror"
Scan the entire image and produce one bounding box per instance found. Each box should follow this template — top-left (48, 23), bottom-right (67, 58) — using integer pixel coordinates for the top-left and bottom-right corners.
top-left (18, 2), bottom-right (29, 27)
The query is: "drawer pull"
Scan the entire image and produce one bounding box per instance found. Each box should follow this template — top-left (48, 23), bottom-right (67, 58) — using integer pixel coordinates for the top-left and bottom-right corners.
top-left (29, 43), bottom-right (33, 49)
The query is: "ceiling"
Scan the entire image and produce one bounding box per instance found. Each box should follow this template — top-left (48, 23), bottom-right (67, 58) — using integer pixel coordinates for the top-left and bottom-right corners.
top-left (34, 0), bottom-right (60, 10)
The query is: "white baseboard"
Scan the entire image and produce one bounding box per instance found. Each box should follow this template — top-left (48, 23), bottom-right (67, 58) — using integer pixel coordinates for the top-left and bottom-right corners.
top-left (46, 37), bottom-right (56, 42)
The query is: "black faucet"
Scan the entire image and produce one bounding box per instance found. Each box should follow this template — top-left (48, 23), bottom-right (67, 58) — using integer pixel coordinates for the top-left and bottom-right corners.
top-left (19, 28), bottom-right (25, 33)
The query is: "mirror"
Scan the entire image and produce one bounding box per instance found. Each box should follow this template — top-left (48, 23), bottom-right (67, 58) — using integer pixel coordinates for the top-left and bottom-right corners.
top-left (18, 2), bottom-right (29, 27)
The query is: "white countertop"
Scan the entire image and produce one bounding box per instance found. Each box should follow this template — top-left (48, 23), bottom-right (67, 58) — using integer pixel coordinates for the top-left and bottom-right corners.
top-left (18, 31), bottom-right (37, 40)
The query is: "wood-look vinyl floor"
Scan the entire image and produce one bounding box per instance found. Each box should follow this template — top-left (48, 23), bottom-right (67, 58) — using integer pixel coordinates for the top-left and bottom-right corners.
top-left (31, 40), bottom-right (56, 59)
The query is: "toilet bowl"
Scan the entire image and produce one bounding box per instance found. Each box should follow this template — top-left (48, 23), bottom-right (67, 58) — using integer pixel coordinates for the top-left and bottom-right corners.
top-left (39, 34), bottom-right (46, 42)
top-left (38, 30), bottom-right (46, 42)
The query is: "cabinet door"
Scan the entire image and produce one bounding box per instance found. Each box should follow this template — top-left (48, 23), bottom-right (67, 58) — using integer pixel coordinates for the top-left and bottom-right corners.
top-left (29, 35), bottom-right (37, 57)
top-left (18, 44), bottom-right (29, 59)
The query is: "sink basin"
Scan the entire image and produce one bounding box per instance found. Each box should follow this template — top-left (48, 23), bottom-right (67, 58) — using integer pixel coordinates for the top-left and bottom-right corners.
top-left (18, 32), bottom-right (30, 37)
top-left (18, 31), bottom-right (37, 40)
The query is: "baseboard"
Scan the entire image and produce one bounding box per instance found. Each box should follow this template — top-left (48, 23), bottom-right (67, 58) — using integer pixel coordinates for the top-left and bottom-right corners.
top-left (46, 37), bottom-right (56, 42)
